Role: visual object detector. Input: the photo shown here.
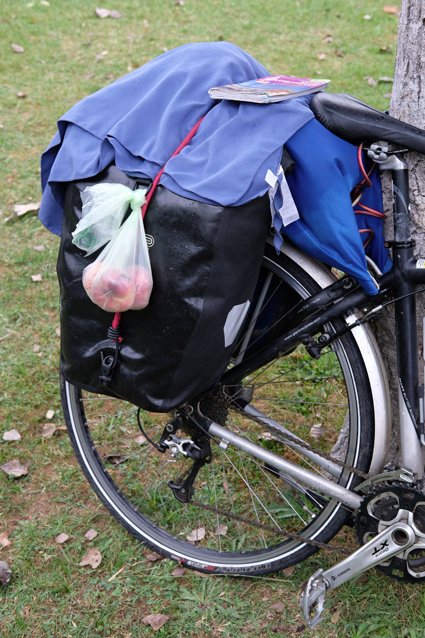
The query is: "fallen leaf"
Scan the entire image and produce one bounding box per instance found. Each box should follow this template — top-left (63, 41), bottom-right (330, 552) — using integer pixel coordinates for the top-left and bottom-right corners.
top-left (142, 614), bottom-right (170, 631)
top-left (5, 201), bottom-right (41, 223)
top-left (323, 34), bottom-right (333, 43)
top-left (331, 609), bottom-right (341, 624)
top-left (41, 423), bottom-right (57, 438)
top-left (260, 431), bottom-right (273, 441)
top-left (11, 43), bottom-right (24, 53)
top-left (171, 566), bottom-right (186, 577)
top-left (282, 565), bottom-right (295, 577)
top-left (16, 91), bottom-right (27, 98)
top-left (144, 551), bottom-right (162, 562)
top-left (309, 424), bottom-right (324, 440)
top-left (95, 7), bottom-right (122, 18)
top-left (317, 53), bottom-right (327, 60)
top-left (379, 76), bottom-right (394, 83)
top-left (270, 601), bottom-right (285, 613)
top-left (365, 76), bottom-right (378, 87)
top-left (31, 274), bottom-right (42, 282)
top-left (95, 7), bottom-right (109, 17)
top-left (215, 524), bottom-right (228, 536)
top-left (84, 528), bottom-right (98, 541)
top-left (186, 527), bottom-right (206, 542)
top-left (13, 201), bottom-right (40, 216)
top-left (383, 5), bottom-right (400, 15)
top-left (55, 326), bottom-right (61, 337)
top-left (40, 0), bottom-right (50, 5)
top-left (175, 0), bottom-right (185, 5)
top-left (45, 409), bottom-right (55, 420)
top-left (0, 561), bottom-right (12, 586)
top-left (33, 245), bottom-right (45, 252)
top-left (0, 533), bottom-right (12, 549)
top-left (134, 434), bottom-right (147, 445)
top-left (193, 570), bottom-right (209, 577)
top-left (363, 14), bottom-right (372, 20)
top-left (79, 548), bottom-right (102, 569)
top-left (55, 533), bottom-right (69, 544)
top-left (2, 429), bottom-right (21, 442)
top-left (1, 460), bottom-right (28, 478)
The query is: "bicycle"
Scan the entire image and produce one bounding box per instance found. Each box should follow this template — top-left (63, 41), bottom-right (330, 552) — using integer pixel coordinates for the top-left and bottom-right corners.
top-left (60, 91), bottom-right (425, 627)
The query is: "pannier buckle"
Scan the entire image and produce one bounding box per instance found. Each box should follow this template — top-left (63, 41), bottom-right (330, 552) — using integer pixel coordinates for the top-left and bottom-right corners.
top-left (99, 344), bottom-right (120, 386)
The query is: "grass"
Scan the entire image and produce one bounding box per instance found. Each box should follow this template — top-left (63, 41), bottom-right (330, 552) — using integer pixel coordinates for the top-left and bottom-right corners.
top-left (2, 1), bottom-right (423, 637)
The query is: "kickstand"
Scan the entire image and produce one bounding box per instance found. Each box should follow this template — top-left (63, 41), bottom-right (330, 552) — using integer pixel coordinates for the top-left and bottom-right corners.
top-left (168, 457), bottom-right (210, 503)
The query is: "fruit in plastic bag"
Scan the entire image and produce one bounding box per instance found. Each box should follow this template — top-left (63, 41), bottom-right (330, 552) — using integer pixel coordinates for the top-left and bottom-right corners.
top-left (83, 264), bottom-right (135, 312)
top-left (83, 264), bottom-right (153, 312)
top-left (81, 189), bottom-right (153, 313)
top-left (130, 266), bottom-right (153, 310)
top-left (81, 260), bottom-right (102, 293)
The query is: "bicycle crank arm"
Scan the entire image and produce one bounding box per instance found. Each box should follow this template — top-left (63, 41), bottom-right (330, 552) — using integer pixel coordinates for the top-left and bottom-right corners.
top-left (300, 520), bottom-right (416, 628)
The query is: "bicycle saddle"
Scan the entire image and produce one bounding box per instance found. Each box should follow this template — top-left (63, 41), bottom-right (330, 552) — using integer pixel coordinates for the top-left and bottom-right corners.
top-left (311, 92), bottom-right (425, 154)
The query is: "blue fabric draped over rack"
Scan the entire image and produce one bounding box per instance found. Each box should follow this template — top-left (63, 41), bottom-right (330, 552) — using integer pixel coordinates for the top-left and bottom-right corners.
top-left (39, 41), bottom-right (391, 294)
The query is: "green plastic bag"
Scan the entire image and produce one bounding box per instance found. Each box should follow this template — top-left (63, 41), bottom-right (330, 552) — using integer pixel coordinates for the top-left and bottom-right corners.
top-left (72, 183), bottom-right (147, 255)
top-left (72, 183), bottom-right (153, 313)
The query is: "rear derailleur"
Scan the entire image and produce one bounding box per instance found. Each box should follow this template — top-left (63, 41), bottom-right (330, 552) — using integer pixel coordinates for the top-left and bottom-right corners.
top-left (158, 413), bottom-right (212, 504)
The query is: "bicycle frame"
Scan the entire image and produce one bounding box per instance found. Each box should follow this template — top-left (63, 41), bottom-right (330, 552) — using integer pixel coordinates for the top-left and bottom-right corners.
top-left (207, 147), bottom-right (425, 508)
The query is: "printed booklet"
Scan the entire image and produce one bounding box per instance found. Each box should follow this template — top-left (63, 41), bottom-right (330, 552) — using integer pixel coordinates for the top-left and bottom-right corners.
top-left (208, 74), bottom-right (330, 104)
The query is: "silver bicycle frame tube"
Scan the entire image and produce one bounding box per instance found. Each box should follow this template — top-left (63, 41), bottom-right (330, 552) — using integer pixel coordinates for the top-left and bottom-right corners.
top-left (207, 421), bottom-right (362, 510)
top-left (243, 403), bottom-right (343, 478)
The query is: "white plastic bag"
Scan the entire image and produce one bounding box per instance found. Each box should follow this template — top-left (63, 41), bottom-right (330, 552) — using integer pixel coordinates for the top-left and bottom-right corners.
top-left (72, 183), bottom-right (146, 255)
top-left (78, 184), bottom-right (153, 313)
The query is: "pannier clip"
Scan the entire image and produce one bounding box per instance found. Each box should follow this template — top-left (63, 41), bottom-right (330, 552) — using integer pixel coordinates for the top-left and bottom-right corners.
top-left (99, 344), bottom-right (120, 386)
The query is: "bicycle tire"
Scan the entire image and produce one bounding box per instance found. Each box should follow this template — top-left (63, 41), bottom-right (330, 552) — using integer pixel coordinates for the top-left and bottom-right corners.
top-left (61, 245), bottom-right (376, 575)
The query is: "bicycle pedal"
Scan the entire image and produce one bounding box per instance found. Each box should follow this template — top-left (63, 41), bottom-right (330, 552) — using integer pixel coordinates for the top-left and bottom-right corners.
top-left (300, 520), bottom-right (416, 627)
top-left (300, 569), bottom-right (327, 628)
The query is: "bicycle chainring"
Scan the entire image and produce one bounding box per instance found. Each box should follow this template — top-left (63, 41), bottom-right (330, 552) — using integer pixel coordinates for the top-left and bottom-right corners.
top-left (356, 483), bottom-right (425, 582)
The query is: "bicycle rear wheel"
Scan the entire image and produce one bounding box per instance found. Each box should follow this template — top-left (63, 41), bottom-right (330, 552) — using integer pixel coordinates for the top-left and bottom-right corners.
top-left (61, 245), bottom-right (376, 575)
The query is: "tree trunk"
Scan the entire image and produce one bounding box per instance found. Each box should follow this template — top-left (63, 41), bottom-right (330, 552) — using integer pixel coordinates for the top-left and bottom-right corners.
top-left (376, 0), bottom-right (425, 461)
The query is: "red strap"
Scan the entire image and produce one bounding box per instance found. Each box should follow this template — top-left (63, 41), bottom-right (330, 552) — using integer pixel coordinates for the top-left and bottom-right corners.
top-left (112, 115), bottom-right (205, 331)
top-left (141, 116), bottom-right (204, 218)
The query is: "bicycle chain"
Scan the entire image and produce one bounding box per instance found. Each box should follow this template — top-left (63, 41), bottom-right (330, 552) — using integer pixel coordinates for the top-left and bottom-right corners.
top-left (190, 499), bottom-right (351, 554)
top-left (182, 396), bottom-right (368, 554)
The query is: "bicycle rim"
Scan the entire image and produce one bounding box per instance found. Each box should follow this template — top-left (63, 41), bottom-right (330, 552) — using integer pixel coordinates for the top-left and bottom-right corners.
top-left (62, 248), bottom-right (375, 574)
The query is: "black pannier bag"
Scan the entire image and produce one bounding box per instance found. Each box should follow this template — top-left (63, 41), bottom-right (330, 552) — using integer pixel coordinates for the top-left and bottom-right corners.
top-left (58, 165), bottom-right (270, 412)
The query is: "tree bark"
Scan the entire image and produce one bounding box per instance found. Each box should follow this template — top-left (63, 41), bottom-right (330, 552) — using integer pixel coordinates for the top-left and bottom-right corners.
top-left (376, 0), bottom-right (425, 461)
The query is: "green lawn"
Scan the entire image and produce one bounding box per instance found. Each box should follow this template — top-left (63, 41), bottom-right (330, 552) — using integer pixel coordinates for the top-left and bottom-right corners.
top-left (3, 1), bottom-right (424, 637)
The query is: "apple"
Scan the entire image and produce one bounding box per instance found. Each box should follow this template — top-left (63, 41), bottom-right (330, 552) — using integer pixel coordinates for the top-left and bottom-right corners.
top-left (129, 266), bottom-right (153, 310)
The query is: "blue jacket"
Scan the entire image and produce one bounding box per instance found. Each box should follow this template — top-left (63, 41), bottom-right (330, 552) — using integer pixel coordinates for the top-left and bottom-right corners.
top-left (39, 41), bottom-right (390, 294)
